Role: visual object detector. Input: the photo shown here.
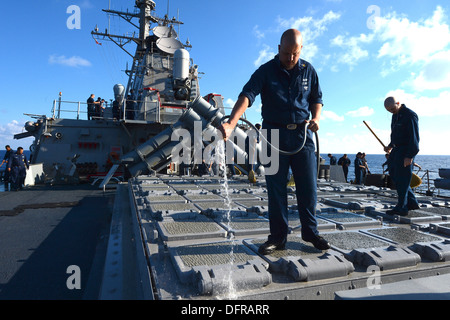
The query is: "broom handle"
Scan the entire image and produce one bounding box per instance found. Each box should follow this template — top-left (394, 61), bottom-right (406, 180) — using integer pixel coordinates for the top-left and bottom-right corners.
top-left (363, 121), bottom-right (386, 149)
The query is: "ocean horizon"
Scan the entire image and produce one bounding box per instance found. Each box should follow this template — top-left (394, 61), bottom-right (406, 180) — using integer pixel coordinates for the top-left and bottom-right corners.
top-left (1, 150), bottom-right (449, 195)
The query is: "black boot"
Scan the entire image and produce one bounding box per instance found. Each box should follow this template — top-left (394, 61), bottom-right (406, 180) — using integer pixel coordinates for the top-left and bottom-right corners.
top-left (258, 238), bottom-right (287, 255)
top-left (302, 235), bottom-right (331, 250)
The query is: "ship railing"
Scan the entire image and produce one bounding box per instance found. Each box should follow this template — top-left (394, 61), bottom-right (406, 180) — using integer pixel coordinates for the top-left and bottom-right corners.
top-left (51, 98), bottom-right (186, 123)
top-left (52, 97), bottom-right (235, 123)
top-left (52, 100), bottom-right (89, 120)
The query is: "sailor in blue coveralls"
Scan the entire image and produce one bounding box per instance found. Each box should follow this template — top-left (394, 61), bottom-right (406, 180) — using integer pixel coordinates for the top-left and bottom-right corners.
top-left (219, 29), bottom-right (330, 254)
top-left (1, 145), bottom-right (13, 191)
top-left (384, 97), bottom-right (420, 216)
top-left (354, 152), bottom-right (365, 185)
top-left (7, 147), bottom-right (29, 191)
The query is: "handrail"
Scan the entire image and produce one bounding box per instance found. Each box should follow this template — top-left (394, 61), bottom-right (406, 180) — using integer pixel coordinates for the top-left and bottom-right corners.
top-left (51, 96), bottom-right (234, 121)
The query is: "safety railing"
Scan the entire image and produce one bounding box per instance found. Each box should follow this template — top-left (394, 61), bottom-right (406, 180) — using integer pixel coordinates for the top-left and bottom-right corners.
top-left (51, 95), bottom-right (235, 123)
top-left (52, 100), bottom-right (89, 120)
top-left (415, 169), bottom-right (450, 198)
top-left (51, 98), bottom-right (153, 122)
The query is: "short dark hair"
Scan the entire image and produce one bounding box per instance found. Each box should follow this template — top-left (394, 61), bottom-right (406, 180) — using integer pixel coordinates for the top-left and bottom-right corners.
top-left (5, 145), bottom-right (10, 149)
top-left (17, 147), bottom-right (23, 151)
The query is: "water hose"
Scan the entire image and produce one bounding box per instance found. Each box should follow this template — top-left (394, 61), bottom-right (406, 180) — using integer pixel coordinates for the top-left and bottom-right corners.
top-left (221, 117), bottom-right (321, 180)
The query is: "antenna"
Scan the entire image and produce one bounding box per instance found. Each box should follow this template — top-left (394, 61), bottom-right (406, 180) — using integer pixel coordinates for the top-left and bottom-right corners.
top-left (108, 0), bottom-right (111, 32)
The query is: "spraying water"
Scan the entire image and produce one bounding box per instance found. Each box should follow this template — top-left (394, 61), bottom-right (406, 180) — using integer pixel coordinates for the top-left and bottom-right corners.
top-left (215, 140), bottom-right (239, 299)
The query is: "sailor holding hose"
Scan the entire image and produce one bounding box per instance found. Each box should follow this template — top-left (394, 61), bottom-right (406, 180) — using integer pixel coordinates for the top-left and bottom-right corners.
top-left (219, 29), bottom-right (330, 254)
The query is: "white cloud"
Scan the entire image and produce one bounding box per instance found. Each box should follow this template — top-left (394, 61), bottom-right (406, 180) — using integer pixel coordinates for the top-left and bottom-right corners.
top-left (331, 6), bottom-right (450, 75)
top-left (375, 6), bottom-right (450, 66)
top-left (409, 50), bottom-right (450, 91)
top-left (320, 131), bottom-right (385, 154)
top-left (385, 89), bottom-right (450, 117)
top-left (49, 55), bottom-right (92, 68)
top-left (0, 120), bottom-right (22, 135)
top-left (418, 129), bottom-right (450, 155)
top-left (301, 43), bottom-right (319, 63)
top-left (277, 11), bottom-right (341, 42)
top-left (330, 33), bottom-right (373, 68)
top-left (254, 44), bottom-right (276, 67)
top-left (273, 11), bottom-right (341, 64)
top-left (346, 106), bottom-right (375, 118)
top-left (253, 25), bottom-right (265, 40)
top-left (321, 110), bottom-right (345, 122)
top-left (224, 98), bottom-right (236, 113)
top-left (0, 120), bottom-right (34, 149)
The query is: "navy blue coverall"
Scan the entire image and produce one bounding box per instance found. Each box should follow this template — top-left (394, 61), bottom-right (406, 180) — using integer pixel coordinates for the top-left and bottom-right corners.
top-left (354, 156), bottom-right (364, 185)
top-left (387, 105), bottom-right (420, 213)
top-left (239, 55), bottom-right (323, 243)
top-left (2, 148), bottom-right (13, 190)
top-left (7, 152), bottom-right (29, 191)
top-left (329, 156), bottom-right (337, 165)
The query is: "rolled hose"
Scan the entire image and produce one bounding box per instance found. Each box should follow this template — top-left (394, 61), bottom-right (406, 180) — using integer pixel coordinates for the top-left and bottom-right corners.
top-left (220, 116), bottom-right (321, 179)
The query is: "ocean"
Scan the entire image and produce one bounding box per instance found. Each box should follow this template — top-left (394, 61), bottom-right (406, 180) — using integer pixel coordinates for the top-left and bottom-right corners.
top-left (324, 153), bottom-right (450, 197)
top-left (1, 150), bottom-right (449, 196)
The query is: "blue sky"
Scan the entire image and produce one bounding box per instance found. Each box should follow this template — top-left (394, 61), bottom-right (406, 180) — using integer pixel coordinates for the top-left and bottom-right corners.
top-left (1, 0), bottom-right (450, 155)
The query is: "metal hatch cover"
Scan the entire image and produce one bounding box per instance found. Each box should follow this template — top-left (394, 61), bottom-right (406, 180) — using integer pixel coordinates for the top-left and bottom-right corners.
top-left (167, 240), bottom-right (271, 296)
top-left (156, 211), bottom-right (227, 241)
top-left (244, 235), bottom-right (354, 282)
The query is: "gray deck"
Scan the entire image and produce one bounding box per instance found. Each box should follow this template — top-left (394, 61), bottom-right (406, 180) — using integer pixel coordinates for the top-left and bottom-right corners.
top-left (125, 175), bottom-right (450, 300)
top-left (0, 185), bottom-right (115, 300)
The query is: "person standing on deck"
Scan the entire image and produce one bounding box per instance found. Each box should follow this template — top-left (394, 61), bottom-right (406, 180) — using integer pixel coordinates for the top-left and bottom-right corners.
top-left (0, 145), bottom-right (13, 191)
top-left (219, 29), bottom-right (330, 254)
top-left (338, 154), bottom-right (351, 182)
top-left (354, 152), bottom-right (365, 185)
top-left (7, 147), bottom-right (29, 191)
top-left (87, 94), bottom-right (100, 120)
top-left (328, 154), bottom-right (337, 165)
top-left (383, 96), bottom-right (420, 216)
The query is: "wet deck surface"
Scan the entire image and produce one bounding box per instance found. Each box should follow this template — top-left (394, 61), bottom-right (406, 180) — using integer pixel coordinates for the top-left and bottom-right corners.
top-left (128, 175), bottom-right (450, 300)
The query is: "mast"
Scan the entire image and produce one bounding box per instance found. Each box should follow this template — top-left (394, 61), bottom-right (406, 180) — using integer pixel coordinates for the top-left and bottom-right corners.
top-left (137, 0), bottom-right (156, 50)
top-left (91, 0), bottom-right (185, 57)
top-left (91, 0), bottom-right (196, 125)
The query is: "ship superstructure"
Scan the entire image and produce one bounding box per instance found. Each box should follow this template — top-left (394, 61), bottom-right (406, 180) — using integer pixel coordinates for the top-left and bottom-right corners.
top-left (14, 0), bottom-right (225, 183)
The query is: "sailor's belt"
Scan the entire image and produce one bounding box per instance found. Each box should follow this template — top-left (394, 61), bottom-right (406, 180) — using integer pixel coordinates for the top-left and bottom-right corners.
top-left (264, 121), bottom-right (302, 130)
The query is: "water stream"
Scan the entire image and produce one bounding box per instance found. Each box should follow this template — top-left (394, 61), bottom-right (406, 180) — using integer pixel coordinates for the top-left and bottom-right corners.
top-left (215, 140), bottom-right (238, 299)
